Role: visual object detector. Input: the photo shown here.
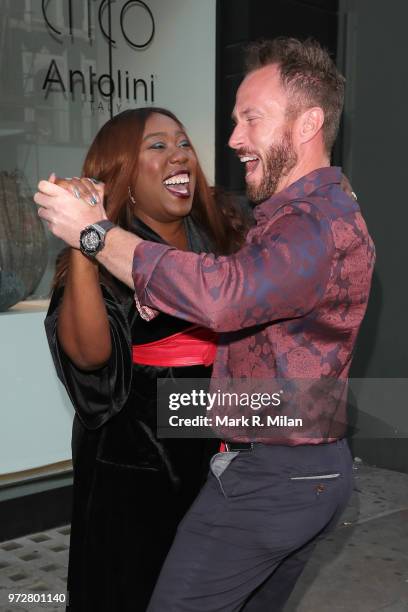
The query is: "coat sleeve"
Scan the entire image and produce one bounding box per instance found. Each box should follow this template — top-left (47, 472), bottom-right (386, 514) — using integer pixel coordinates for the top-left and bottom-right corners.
top-left (44, 285), bottom-right (133, 430)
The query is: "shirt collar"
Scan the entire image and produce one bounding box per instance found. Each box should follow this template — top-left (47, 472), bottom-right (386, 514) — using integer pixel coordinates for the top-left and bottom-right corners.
top-left (253, 166), bottom-right (342, 222)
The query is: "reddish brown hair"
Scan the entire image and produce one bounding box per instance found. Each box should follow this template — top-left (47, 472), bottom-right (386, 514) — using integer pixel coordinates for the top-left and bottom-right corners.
top-left (54, 108), bottom-right (247, 290)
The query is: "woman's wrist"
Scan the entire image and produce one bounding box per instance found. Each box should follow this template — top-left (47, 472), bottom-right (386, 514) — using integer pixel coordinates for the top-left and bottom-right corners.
top-left (70, 247), bottom-right (99, 272)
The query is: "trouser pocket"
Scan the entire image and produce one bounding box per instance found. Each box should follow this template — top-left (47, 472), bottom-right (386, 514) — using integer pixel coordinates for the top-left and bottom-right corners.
top-left (210, 451), bottom-right (239, 497)
top-left (289, 473), bottom-right (341, 481)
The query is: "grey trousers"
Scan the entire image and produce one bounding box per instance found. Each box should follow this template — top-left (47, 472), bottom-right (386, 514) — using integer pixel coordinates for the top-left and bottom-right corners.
top-left (147, 439), bottom-right (353, 612)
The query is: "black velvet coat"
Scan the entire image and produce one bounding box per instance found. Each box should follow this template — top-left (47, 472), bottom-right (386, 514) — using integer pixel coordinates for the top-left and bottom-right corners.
top-left (45, 218), bottom-right (218, 612)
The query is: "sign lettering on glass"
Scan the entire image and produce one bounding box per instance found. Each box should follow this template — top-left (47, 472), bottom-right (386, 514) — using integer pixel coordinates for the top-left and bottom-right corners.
top-left (41, 0), bottom-right (156, 105)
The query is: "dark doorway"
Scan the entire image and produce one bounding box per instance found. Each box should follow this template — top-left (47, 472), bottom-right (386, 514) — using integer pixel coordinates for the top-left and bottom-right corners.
top-left (215, 0), bottom-right (339, 192)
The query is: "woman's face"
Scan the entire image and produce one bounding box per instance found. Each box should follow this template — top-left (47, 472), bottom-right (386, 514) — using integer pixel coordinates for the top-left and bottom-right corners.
top-left (132, 113), bottom-right (198, 224)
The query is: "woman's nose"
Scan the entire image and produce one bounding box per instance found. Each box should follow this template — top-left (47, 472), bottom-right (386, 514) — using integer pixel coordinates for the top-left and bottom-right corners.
top-left (169, 146), bottom-right (188, 163)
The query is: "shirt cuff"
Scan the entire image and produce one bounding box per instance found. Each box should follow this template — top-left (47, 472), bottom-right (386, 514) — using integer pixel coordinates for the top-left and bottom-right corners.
top-left (134, 292), bottom-right (159, 321)
top-left (132, 240), bottom-right (174, 321)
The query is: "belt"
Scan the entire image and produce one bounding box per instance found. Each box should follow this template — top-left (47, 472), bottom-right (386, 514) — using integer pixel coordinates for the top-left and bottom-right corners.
top-left (132, 325), bottom-right (218, 367)
top-left (221, 441), bottom-right (254, 452)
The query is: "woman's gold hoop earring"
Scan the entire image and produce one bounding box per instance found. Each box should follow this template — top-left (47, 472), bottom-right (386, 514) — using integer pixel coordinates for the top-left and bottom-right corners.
top-left (128, 186), bottom-right (136, 204)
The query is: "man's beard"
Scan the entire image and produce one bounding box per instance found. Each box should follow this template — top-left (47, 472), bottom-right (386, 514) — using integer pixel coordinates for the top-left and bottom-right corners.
top-left (246, 130), bottom-right (298, 204)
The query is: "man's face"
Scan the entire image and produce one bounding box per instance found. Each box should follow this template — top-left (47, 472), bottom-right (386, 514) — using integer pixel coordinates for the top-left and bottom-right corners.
top-left (229, 64), bottom-right (298, 203)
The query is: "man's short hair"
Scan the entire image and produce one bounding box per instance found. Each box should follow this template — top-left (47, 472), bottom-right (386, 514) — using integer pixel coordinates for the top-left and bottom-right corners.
top-left (245, 37), bottom-right (345, 153)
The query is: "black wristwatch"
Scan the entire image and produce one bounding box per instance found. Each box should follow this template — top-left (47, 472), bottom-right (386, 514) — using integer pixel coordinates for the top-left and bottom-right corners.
top-left (79, 220), bottom-right (116, 257)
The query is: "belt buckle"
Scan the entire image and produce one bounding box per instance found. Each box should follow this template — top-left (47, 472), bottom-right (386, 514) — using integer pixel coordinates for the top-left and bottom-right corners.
top-left (225, 441), bottom-right (253, 452)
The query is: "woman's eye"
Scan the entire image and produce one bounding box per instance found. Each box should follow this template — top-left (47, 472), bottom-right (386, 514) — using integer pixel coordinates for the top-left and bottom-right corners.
top-left (150, 142), bottom-right (166, 149)
top-left (179, 139), bottom-right (191, 148)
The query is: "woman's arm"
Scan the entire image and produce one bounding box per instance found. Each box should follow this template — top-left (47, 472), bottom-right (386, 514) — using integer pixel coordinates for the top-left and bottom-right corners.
top-left (57, 249), bottom-right (112, 370)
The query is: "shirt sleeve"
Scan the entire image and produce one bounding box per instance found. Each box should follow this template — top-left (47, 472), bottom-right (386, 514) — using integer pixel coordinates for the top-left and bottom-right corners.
top-left (132, 205), bottom-right (334, 333)
top-left (44, 285), bottom-right (133, 430)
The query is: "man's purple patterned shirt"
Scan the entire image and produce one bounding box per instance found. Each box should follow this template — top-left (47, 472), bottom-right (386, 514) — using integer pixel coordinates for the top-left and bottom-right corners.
top-left (132, 167), bottom-right (375, 444)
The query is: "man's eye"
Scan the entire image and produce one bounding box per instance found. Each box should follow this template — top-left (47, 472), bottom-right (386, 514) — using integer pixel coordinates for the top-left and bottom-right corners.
top-left (150, 142), bottom-right (166, 149)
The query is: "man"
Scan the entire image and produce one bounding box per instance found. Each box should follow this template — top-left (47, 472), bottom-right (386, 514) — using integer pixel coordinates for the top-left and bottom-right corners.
top-left (35, 38), bottom-right (375, 611)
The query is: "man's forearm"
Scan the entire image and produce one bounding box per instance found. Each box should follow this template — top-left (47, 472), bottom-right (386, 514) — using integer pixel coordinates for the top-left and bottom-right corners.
top-left (131, 209), bottom-right (333, 332)
top-left (96, 227), bottom-right (142, 289)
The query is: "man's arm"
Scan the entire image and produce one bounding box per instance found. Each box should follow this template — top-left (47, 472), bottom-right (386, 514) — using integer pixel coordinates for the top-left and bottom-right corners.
top-left (96, 226), bottom-right (139, 289)
top-left (34, 180), bottom-right (333, 333)
top-left (130, 206), bottom-right (333, 332)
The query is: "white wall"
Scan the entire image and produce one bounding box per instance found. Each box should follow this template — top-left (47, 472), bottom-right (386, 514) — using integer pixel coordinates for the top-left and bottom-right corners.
top-left (109, 0), bottom-right (217, 182)
top-left (0, 310), bottom-right (74, 475)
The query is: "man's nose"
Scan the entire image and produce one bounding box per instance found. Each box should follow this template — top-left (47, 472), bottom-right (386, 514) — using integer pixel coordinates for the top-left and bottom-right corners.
top-left (228, 124), bottom-right (243, 150)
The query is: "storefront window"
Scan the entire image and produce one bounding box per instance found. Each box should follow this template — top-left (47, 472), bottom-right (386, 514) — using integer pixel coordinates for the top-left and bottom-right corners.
top-left (0, 0), bottom-right (215, 308)
top-left (0, 1), bottom-right (111, 303)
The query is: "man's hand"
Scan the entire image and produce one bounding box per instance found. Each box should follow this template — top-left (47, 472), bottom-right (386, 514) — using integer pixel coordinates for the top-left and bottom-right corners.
top-left (34, 175), bottom-right (107, 248)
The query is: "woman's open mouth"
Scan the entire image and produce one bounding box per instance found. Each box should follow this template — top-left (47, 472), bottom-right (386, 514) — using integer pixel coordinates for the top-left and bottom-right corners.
top-left (163, 172), bottom-right (191, 198)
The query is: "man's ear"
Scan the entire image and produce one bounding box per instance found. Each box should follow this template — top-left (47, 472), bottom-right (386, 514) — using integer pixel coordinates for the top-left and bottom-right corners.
top-left (298, 107), bottom-right (325, 144)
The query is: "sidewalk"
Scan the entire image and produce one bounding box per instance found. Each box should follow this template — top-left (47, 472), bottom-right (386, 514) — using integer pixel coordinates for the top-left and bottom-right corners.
top-left (286, 461), bottom-right (408, 612)
top-left (0, 460), bottom-right (407, 611)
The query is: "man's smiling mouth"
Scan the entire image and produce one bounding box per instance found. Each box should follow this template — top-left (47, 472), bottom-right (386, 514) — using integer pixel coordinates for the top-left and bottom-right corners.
top-left (238, 155), bottom-right (260, 176)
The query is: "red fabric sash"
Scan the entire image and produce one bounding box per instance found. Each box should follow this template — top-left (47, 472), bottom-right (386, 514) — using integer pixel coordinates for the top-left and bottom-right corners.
top-left (132, 325), bottom-right (218, 367)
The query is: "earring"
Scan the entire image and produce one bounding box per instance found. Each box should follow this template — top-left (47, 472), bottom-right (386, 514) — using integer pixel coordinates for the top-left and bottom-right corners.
top-left (128, 186), bottom-right (136, 204)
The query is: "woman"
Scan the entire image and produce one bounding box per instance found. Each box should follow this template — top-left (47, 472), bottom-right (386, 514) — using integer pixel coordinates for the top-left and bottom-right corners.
top-left (44, 108), bottom-right (247, 612)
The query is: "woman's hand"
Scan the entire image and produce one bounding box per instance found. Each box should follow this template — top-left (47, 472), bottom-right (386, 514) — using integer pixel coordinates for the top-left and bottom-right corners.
top-left (51, 173), bottom-right (104, 207)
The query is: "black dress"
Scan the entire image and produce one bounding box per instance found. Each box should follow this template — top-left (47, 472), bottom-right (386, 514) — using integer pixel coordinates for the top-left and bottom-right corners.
top-left (45, 218), bottom-right (218, 612)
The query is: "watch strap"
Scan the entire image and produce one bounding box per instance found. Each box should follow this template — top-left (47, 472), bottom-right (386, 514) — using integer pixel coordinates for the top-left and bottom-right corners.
top-left (92, 220), bottom-right (115, 236)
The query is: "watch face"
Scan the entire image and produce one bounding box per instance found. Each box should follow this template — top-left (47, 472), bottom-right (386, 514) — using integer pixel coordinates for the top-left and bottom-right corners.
top-left (81, 228), bottom-right (100, 253)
